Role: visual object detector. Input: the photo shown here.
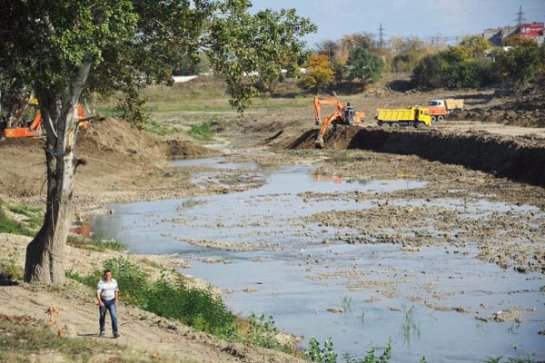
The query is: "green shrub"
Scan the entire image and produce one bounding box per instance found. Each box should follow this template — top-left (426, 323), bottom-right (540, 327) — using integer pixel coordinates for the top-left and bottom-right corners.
top-left (145, 273), bottom-right (235, 334)
top-left (0, 258), bottom-right (24, 280)
top-left (305, 337), bottom-right (337, 363)
top-left (116, 87), bottom-right (150, 130)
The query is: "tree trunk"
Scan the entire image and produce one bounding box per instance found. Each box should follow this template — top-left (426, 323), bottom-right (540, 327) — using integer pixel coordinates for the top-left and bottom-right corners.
top-left (24, 61), bottom-right (91, 284)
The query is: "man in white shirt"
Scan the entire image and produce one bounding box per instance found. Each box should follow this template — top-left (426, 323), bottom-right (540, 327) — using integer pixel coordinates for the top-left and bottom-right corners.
top-left (96, 269), bottom-right (120, 338)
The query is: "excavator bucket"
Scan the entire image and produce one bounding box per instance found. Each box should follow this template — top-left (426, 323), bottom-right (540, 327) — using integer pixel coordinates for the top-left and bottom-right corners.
top-left (315, 135), bottom-right (325, 148)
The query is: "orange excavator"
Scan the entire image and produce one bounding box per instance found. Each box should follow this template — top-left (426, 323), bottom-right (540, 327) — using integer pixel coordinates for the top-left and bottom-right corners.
top-left (3, 100), bottom-right (89, 139)
top-left (313, 96), bottom-right (365, 148)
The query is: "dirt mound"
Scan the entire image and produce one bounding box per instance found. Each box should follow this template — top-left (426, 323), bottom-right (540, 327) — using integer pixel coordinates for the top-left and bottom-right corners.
top-left (167, 139), bottom-right (215, 159)
top-left (285, 126), bottom-right (545, 186)
top-left (0, 117), bottom-right (214, 204)
top-left (460, 89), bottom-right (545, 127)
top-left (79, 117), bottom-right (167, 165)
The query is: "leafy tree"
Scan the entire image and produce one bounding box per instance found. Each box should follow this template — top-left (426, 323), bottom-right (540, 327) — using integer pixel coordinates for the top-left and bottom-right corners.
top-left (0, 0), bottom-right (315, 283)
top-left (454, 35), bottom-right (492, 60)
top-left (504, 35), bottom-right (538, 48)
top-left (300, 54), bottom-right (335, 93)
top-left (347, 47), bottom-right (384, 84)
top-left (493, 41), bottom-right (540, 90)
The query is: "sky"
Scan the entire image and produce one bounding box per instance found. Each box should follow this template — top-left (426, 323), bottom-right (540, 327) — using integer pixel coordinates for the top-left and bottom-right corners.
top-left (250, 0), bottom-right (545, 48)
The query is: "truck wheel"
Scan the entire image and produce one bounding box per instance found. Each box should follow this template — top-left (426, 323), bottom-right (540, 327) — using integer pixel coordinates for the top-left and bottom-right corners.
top-left (437, 115), bottom-right (444, 122)
top-left (391, 122), bottom-right (400, 128)
top-left (416, 121), bottom-right (426, 129)
top-left (431, 116), bottom-right (437, 122)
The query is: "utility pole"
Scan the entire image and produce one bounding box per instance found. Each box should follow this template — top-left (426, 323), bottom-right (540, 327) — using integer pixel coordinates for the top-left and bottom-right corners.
top-left (378, 23), bottom-right (385, 49)
top-left (515, 5), bottom-right (526, 27)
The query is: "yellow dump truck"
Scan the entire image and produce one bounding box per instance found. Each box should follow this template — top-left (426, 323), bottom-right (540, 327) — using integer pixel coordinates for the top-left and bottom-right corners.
top-left (376, 107), bottom-right (432, 128)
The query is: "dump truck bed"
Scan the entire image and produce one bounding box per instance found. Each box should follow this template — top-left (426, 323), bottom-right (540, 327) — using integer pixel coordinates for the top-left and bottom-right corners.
top-left (445, 99), bottom-right (464, 110)
top-left (376, 108), bottom-right (416, 122)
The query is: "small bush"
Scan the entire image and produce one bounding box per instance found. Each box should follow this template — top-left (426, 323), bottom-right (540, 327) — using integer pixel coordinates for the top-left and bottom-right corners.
top-left (116, 87), bottom-right (150, 130)
top-left (0, 258), bottom-right (24, 280)
top-left (145, 272), bottom-right (235, 333)
top-left (305, 337), bottom-right (337, 363)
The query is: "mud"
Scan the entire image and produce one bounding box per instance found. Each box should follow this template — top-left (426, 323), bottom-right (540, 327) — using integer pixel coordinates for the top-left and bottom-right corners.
top-left (285, 127), bottom-right (545, 186)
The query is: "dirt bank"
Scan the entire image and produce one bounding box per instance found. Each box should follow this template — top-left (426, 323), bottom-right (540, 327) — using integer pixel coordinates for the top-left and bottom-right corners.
top-left (0, 117), bottom-right (215, 209)
top-left (285, 126), bottom-right (545, 186)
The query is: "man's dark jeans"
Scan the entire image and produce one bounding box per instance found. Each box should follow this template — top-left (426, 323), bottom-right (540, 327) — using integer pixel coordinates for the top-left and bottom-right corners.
top-left (99, 298), bottom-right (118, 334)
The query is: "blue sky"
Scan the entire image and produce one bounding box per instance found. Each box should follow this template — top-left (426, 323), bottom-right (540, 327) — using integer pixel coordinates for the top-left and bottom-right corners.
top-left (251, 0), bottom-right (545, 48)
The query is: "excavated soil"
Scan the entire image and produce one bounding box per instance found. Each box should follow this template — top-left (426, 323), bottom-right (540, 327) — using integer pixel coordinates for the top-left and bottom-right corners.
top-left (0, 117), bottom-right (214, 208)
top-left (459, 87), bottom-right (545, 127)
top-left (283, 126), bottom-right (545, 186)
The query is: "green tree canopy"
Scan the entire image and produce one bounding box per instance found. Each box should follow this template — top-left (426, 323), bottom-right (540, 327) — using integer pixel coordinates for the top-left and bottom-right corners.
top-left (347, 47), bottom-right (384, 84)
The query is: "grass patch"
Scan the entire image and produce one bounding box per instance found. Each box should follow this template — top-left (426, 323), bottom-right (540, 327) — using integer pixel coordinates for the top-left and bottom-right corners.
top-left (0, 206), bottom-right (35, 237)
top-left (8, 204), bottom-right (42, 230)
top-left (144, 120), bottom-right (181, 136)
top-left (0, 315), bottom-right (167, 362)
top-left (66, 235), bottom-right (125, 252)
top-left (188, 122), bottom-right (214, 141)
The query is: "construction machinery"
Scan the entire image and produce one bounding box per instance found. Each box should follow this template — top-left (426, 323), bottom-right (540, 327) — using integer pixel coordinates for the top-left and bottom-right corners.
top-left (313, 96), bottom-right (365, 148)
top-left (427, 98), bottom-right (464, 121)
top-left (3, 101), bottom-right (88, 139)
top-left (376, 106), bottom-right (432, 128)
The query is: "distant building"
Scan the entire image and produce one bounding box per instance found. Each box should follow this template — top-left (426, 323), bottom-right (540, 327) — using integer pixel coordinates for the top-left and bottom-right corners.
top-left (483, 26), bottom-right (518, 46)
top-left (519, 22), bottom-right (544, 44)
top-left (484, 22), bottom-right (544, 45)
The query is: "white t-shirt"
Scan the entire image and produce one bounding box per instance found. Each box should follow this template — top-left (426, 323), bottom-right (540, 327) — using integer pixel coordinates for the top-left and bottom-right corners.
top-left (97, 278), bottom-right (118, 301)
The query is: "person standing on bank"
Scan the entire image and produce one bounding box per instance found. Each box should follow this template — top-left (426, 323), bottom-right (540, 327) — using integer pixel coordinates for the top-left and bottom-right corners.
top-left (97, 269), bottom-right (120, 338)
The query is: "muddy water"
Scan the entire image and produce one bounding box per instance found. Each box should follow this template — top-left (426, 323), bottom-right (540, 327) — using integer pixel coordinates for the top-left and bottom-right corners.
top-left (92, 158), bottom-right (545, 362)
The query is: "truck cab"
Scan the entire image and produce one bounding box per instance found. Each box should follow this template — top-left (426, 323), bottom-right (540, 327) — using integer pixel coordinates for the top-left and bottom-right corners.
top-left (428, 99), bottom-right (445, 108)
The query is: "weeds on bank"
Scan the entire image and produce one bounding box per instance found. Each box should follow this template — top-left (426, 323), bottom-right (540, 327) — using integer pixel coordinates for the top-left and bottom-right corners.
top-left (188, 122), bottom-right (214, 141)
top-left (305, 337), bottom-right (392, 363)
top-left (66, 257), bottom-right (293, 353)
top-left (66, 235), bottom-right (125, 252)
top-left (0, 315), bottom-right (167, 363)
top-left (0, 202), bottom-right (37, 237)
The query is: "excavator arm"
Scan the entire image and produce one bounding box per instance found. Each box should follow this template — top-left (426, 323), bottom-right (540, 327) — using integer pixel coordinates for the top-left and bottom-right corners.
top-left (314, 96), bottom-right (344, 125)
